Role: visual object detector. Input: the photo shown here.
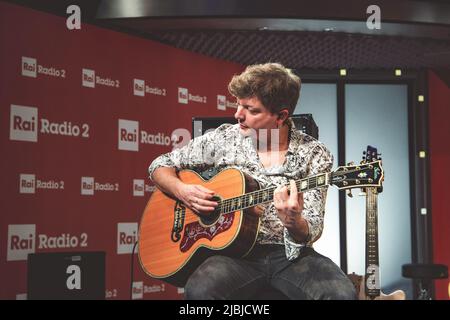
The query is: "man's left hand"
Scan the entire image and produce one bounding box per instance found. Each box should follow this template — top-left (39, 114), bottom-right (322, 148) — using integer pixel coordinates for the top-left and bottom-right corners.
top-left (274, 180), bottom-right (304, 228)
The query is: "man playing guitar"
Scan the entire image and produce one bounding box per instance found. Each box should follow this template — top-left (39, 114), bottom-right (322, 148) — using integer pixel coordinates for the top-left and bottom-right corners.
top-left (147, 63), bottom-right (356, 300)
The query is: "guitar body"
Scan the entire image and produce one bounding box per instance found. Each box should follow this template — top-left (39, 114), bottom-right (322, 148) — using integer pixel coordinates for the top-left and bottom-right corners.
top-left (348, 273), bottom-right (406, 300)
top-left (137, 159), bottom-right (383, 287)
top-left (138, 168), bottom-right (261, 287)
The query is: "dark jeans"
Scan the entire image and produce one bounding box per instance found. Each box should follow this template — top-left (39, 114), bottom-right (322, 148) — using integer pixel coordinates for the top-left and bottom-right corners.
top-left (184, 244), bottom-right (357, 300)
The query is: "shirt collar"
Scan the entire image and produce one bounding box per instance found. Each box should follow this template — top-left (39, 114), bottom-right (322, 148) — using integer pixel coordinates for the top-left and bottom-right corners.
top-left (287, 118), bottom-right (302, 155)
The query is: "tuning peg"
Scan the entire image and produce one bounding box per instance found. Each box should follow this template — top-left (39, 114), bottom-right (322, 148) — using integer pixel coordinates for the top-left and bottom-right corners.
top-left (363, 151), bottom-right (366, 154)
top-left (346, 189), bottom-right (353, 198)
top-left (347, 161), bottom-right (355, 166)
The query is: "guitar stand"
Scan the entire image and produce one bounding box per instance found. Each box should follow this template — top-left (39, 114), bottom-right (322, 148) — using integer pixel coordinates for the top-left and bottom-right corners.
top-left (402, 263), bottom-right (448, 300)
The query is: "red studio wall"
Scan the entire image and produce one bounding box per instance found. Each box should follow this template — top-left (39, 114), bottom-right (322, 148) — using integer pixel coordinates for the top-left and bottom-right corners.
top-left (428, 71), bottom-right (450, 300)
top-left (2, 2), bottom-right (449, 301)
top-left (0, 2), bottom-right (243, 299)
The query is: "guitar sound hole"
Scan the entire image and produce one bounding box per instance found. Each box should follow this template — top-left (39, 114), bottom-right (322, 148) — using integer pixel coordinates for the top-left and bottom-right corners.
top-left (198, 195), bottom-right (223, 226)
top-left (199, 208), bottom-right (221, 226)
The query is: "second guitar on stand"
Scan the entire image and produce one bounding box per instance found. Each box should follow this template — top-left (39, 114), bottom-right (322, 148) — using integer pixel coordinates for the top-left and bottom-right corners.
top-left (348, 145), bottom-right (405, 300)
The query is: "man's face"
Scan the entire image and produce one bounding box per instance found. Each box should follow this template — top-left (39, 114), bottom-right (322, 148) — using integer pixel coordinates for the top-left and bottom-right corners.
top-left (234, 96), bottom-right (279, 138)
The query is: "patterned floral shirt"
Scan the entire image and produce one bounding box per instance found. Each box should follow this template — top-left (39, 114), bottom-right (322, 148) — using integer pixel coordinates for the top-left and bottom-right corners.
top-left (148, 119), bottom-right (333, 261)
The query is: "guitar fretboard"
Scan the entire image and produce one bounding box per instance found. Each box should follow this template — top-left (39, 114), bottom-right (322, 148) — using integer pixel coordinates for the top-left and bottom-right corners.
top-left (366, 189), bottom-right (379, 265)
top-left (218, 172), bottom-right (330, 214)
top-left (365, 187), bottom-right (381, 298)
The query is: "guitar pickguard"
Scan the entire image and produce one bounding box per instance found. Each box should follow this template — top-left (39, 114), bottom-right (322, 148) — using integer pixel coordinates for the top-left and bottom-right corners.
top-left (179, 212), bottom-right (235, 252)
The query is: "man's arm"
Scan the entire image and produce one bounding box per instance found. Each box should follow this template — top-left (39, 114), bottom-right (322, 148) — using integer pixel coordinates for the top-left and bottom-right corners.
top-left (151, 167), bottom-right (218, 215)
top-left (300, 144), bottom-right (334, 244)
top-left (148, 123), bottom-right (234, 215)
top-left (151, 167), bottom-right (184, 198)
top-left (275, 144), bottom-right (333, 245)
top-left (276, 144), bottom-right (333, 261)
top-left (274, 180), bottom-right (309, 243)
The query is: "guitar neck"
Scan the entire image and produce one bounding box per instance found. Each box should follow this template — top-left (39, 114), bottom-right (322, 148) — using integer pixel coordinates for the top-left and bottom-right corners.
top-left (365, 187), bottom-right (381, 298)
top-left (219, 172), bottom-right (330, 214)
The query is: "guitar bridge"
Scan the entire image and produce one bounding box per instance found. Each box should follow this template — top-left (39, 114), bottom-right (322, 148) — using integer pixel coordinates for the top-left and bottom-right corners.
top-left (171, 201), bottom-right (186, 242)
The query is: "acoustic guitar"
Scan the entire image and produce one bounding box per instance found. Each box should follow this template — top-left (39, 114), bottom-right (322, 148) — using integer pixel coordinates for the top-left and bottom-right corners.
top-left (139, 161), bottom-right (384, 287)
top-left (348, 146), bottom-right (405, 300)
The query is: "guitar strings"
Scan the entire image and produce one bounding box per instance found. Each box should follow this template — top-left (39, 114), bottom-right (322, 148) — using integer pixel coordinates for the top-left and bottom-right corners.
top-left (217, 163), bottom-right (378, 214)
top-left (218, 174), bottom-right (328, 214)
top-left (366, 188), bottom-right (379, 266)
top-left (219, 178), bottom-right (370, 213)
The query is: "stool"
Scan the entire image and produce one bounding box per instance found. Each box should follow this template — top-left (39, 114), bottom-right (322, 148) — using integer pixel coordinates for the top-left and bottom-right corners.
top-left (402, 263), bottom-right (448, 300)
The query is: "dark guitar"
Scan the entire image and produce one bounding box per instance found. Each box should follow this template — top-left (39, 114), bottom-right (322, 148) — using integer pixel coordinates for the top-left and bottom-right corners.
top-left (139, 161), bottom-right (384, 287)
top-left (348, 146), bottom-right (405, 300)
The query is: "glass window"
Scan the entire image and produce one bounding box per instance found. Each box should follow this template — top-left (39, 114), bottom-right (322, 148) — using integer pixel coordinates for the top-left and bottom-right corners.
top-left (295, 83), bottom-right (340, 266)
top-left (345, 84), bottom-right (412, 294)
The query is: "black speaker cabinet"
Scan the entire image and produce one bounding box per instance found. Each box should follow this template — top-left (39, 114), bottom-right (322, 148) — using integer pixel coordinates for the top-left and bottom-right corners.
top-left (27, 251), bottom-right (105, 300)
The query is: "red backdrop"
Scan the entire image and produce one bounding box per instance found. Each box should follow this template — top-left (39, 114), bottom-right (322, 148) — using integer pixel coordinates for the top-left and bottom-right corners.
top-left (0, 2), bottom-right (242, 299)
top-left (429, 71), bottom-right (450, 300)
top-left (2, 2), bottom-right (448, 301)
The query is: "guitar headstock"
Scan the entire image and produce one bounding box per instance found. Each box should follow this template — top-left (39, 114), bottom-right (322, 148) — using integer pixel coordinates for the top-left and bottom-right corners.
top-left (331, 160), bottom-right (384, 190)
top-left (362, 145), bottom-right (383, 193)
top-left (363, 145), bottom-right (381, 163)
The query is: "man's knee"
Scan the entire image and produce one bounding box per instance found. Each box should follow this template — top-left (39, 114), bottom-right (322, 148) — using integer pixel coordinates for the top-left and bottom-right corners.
top-left (184, 256), bottom-right (230, 300)
top-left (184, 276), bottom-right (212, 300)
top-left (324, 281), bottom-right (357, 300)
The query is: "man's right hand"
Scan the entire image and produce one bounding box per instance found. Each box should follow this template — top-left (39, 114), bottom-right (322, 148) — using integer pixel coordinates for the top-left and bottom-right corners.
top-left (175, 183), bottom-right (218, 216)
